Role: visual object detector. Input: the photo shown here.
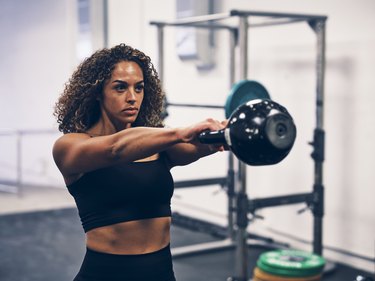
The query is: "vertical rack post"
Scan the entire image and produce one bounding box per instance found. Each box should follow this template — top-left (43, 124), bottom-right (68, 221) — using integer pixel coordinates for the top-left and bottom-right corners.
top-left (227, 28), bottom-right (238, 241)
top-left (234, 15), bottom-right (249, 281)
top-left (16, 131), bottom-right (23, 197)
top-left (156, 24), bottom-right (165, 83)
top-left (311, 18), bottom-right (326, 256)
top-left (229, 28), bottom-right (237, 88)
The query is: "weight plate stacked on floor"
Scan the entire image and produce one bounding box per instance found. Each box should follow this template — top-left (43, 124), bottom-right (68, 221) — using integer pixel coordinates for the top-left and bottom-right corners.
top-left (254, 249), bottom-right (325, 280)
top-left (253, 267), bottom-right (322, 281)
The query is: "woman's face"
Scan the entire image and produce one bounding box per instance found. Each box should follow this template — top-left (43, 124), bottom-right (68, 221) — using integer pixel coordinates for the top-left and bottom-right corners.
top-left (101, 60), bottom-right (144, 130)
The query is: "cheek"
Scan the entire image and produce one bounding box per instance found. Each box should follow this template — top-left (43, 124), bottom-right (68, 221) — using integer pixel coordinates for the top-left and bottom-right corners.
top-left (102, 96), bottom-right (121, 112)
top-left (138, 93), bottom-right (145, 106)
top-left (136, 95), bottom-right (145, 117)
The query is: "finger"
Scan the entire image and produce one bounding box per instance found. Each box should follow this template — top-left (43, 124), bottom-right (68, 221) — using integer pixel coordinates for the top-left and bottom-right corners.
top-left (221, 120), bottom-right (229, 127)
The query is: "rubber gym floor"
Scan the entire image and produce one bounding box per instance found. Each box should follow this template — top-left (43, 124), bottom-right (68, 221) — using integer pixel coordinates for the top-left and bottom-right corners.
top-left (0, 207), bottom-right (373, 281)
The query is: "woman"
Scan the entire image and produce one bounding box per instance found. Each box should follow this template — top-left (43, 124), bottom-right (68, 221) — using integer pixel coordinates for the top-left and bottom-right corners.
top-left (53, 43), bottom-right (226, 281)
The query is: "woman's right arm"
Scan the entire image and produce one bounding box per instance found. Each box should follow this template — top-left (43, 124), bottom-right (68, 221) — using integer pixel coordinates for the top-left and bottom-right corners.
top-left (52, 127), bottom-right (182, 179)
top-left (53, 118), bottom-right (224, 181)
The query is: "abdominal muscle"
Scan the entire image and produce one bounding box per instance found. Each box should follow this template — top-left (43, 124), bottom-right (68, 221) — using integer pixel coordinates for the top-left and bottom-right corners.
top-left (86, 217), bottom-right (171, 255)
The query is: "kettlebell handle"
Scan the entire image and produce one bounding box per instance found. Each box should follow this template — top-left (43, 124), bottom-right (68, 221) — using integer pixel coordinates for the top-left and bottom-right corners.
top-left (198, 129), bottom-right (226, 144)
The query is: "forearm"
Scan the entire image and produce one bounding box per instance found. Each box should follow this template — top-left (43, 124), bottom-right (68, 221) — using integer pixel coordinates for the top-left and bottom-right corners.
top-left (110, 127), bottom-right (183, 162)
top-left (165, 142), bottom-right (218, 167)
top-left (163, 119), bottom-right (227, 167)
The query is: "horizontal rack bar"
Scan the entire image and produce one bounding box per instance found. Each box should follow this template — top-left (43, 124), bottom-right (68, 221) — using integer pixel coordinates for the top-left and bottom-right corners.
top-left (150, 9), bottom-right (327, 31)
top-left (150, 21), bottom-right (236, 31)
top-left (167, 102), bottom-right (224, 109)
top-left (150, 12), bottom-right (231, 26)
top-left (174, 177), bottom-right (227, 188)
top-left (0, 129), bottom-right (58, 136)
top-left (230, 9), bottom-right (328, 21)
top-left (248, 192), bottom-right (314, 212)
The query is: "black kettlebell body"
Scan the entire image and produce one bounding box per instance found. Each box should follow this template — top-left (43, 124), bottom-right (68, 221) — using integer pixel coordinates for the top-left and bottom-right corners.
top-left (199, 99), bottom-right (297, 166)
top-left (226, 99), bottom-right (296, 165)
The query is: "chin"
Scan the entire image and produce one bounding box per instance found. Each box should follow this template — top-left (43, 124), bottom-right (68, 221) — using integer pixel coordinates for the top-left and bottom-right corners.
top-left (123, 118), bottom-right (137, 127)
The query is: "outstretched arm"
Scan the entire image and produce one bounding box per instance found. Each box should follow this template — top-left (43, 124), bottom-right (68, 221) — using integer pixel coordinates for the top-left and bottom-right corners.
top-left (53, 118), bottom-right (226, 181)
top-left (53, 127), bottom-right (180, 178)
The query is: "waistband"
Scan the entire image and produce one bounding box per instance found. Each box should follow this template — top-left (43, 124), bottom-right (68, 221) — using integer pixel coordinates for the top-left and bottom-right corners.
top-left (85, 243), bottom-right (171, 260)
top-left (76, 243), bottom-right (175, 281)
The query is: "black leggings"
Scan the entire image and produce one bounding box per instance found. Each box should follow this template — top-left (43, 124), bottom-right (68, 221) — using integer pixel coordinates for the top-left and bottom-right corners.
top-left (73, 244), bottom-right (176, 281)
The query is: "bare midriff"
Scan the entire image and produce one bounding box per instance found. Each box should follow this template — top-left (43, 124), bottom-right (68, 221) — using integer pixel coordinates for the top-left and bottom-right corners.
top-left (86, 217), bottom-right (171, 255)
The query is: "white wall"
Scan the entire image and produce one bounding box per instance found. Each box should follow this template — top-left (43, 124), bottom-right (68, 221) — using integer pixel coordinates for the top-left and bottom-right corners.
top-left (0, 0), bottom-right (77, 187)
top-left (0, 0), bottom-right (373, 273)
top-left (107, 0), bottom-right (375, 272)
top-left (0, 0), bottom-right (77, 129)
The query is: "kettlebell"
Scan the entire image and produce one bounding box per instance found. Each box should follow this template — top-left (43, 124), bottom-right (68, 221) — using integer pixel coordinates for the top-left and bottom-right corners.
top-left (199, 99), bottom-right (297, 166)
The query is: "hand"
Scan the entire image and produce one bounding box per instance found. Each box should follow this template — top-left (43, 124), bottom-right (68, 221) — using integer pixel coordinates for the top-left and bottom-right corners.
top-left (205, 119), bottom-right (228, 152)
top-left (178, 118), bottom-right (228, 152)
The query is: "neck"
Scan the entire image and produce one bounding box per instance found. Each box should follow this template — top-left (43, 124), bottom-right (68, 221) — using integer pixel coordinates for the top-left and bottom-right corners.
top-left (87, 119), bottom-right (118, 136)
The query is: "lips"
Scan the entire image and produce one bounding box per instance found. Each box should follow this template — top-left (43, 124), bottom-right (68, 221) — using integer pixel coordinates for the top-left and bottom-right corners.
top-left (122, 107), bottom-right (138, 115)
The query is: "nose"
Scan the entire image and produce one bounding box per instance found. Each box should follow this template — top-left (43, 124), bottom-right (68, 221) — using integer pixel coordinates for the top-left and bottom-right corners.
top-left (126, 88), bottom-right (136, 104)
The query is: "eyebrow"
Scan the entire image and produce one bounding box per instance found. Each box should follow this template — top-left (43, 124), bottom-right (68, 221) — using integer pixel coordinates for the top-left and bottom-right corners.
top-left (112, 80), bottom-right (126, 84)
top-left (112, 80), bottom-right (144, 84)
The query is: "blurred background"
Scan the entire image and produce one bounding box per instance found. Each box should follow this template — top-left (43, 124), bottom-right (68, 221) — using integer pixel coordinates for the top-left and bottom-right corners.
top-left (0, 0), bottom-right (374, 278)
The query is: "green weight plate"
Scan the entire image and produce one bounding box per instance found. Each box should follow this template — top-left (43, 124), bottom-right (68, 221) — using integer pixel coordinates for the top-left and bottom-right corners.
top-left (257, 250), bottom-right (325, 277)
top-left (254, 267), bottom-right (322, 281)
top-left (225, 80), bottom-right (270, 118)
top-left (257, 260), bottom-right (323, 277)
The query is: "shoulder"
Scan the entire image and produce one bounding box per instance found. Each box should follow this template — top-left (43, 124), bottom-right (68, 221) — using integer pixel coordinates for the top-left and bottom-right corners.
top-left (53, 133), bottom-right (90, 156)
top-left (54, 132), bottom-right (90, 147)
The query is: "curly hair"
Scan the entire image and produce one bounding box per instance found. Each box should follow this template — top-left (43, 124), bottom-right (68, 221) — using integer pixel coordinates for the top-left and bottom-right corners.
top-left (54, 43), bottom-right (165, 134)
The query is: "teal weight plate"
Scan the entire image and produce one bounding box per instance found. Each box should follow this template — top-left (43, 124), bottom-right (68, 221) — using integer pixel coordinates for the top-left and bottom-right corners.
top-left (225, 80), bottom-right (270, 118)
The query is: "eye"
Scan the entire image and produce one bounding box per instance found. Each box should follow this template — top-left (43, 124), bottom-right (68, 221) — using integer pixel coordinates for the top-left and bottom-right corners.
top-left (114, 83), bottom-right (127, 92)
top-left (135, 83), bottom-right (144, 93)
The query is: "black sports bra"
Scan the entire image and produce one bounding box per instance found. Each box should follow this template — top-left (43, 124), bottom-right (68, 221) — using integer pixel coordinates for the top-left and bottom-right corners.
top-left (67, 154), bottom-right (174, 232)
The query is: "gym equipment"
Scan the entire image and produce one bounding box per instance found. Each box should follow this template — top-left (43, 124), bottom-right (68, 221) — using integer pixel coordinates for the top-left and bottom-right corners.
top-left (151, 9), bottom-right (328, 281)
top-left (225, 80), bottom-right (270, 118)
top-left (199, 98), bottom-right (297, 166)
top-left (257, 250), bottom-right (325, 277)
top-left (253, 267), bottom-right (322, 281)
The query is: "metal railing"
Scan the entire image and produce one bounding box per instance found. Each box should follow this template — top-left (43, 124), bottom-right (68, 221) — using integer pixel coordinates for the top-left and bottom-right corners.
top-left (0, 128), bottom-right (61, 195)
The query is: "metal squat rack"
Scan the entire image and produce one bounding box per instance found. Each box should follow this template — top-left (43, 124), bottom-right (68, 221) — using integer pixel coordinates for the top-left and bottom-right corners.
top-left (150, 9), bottom-right (327, 281)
